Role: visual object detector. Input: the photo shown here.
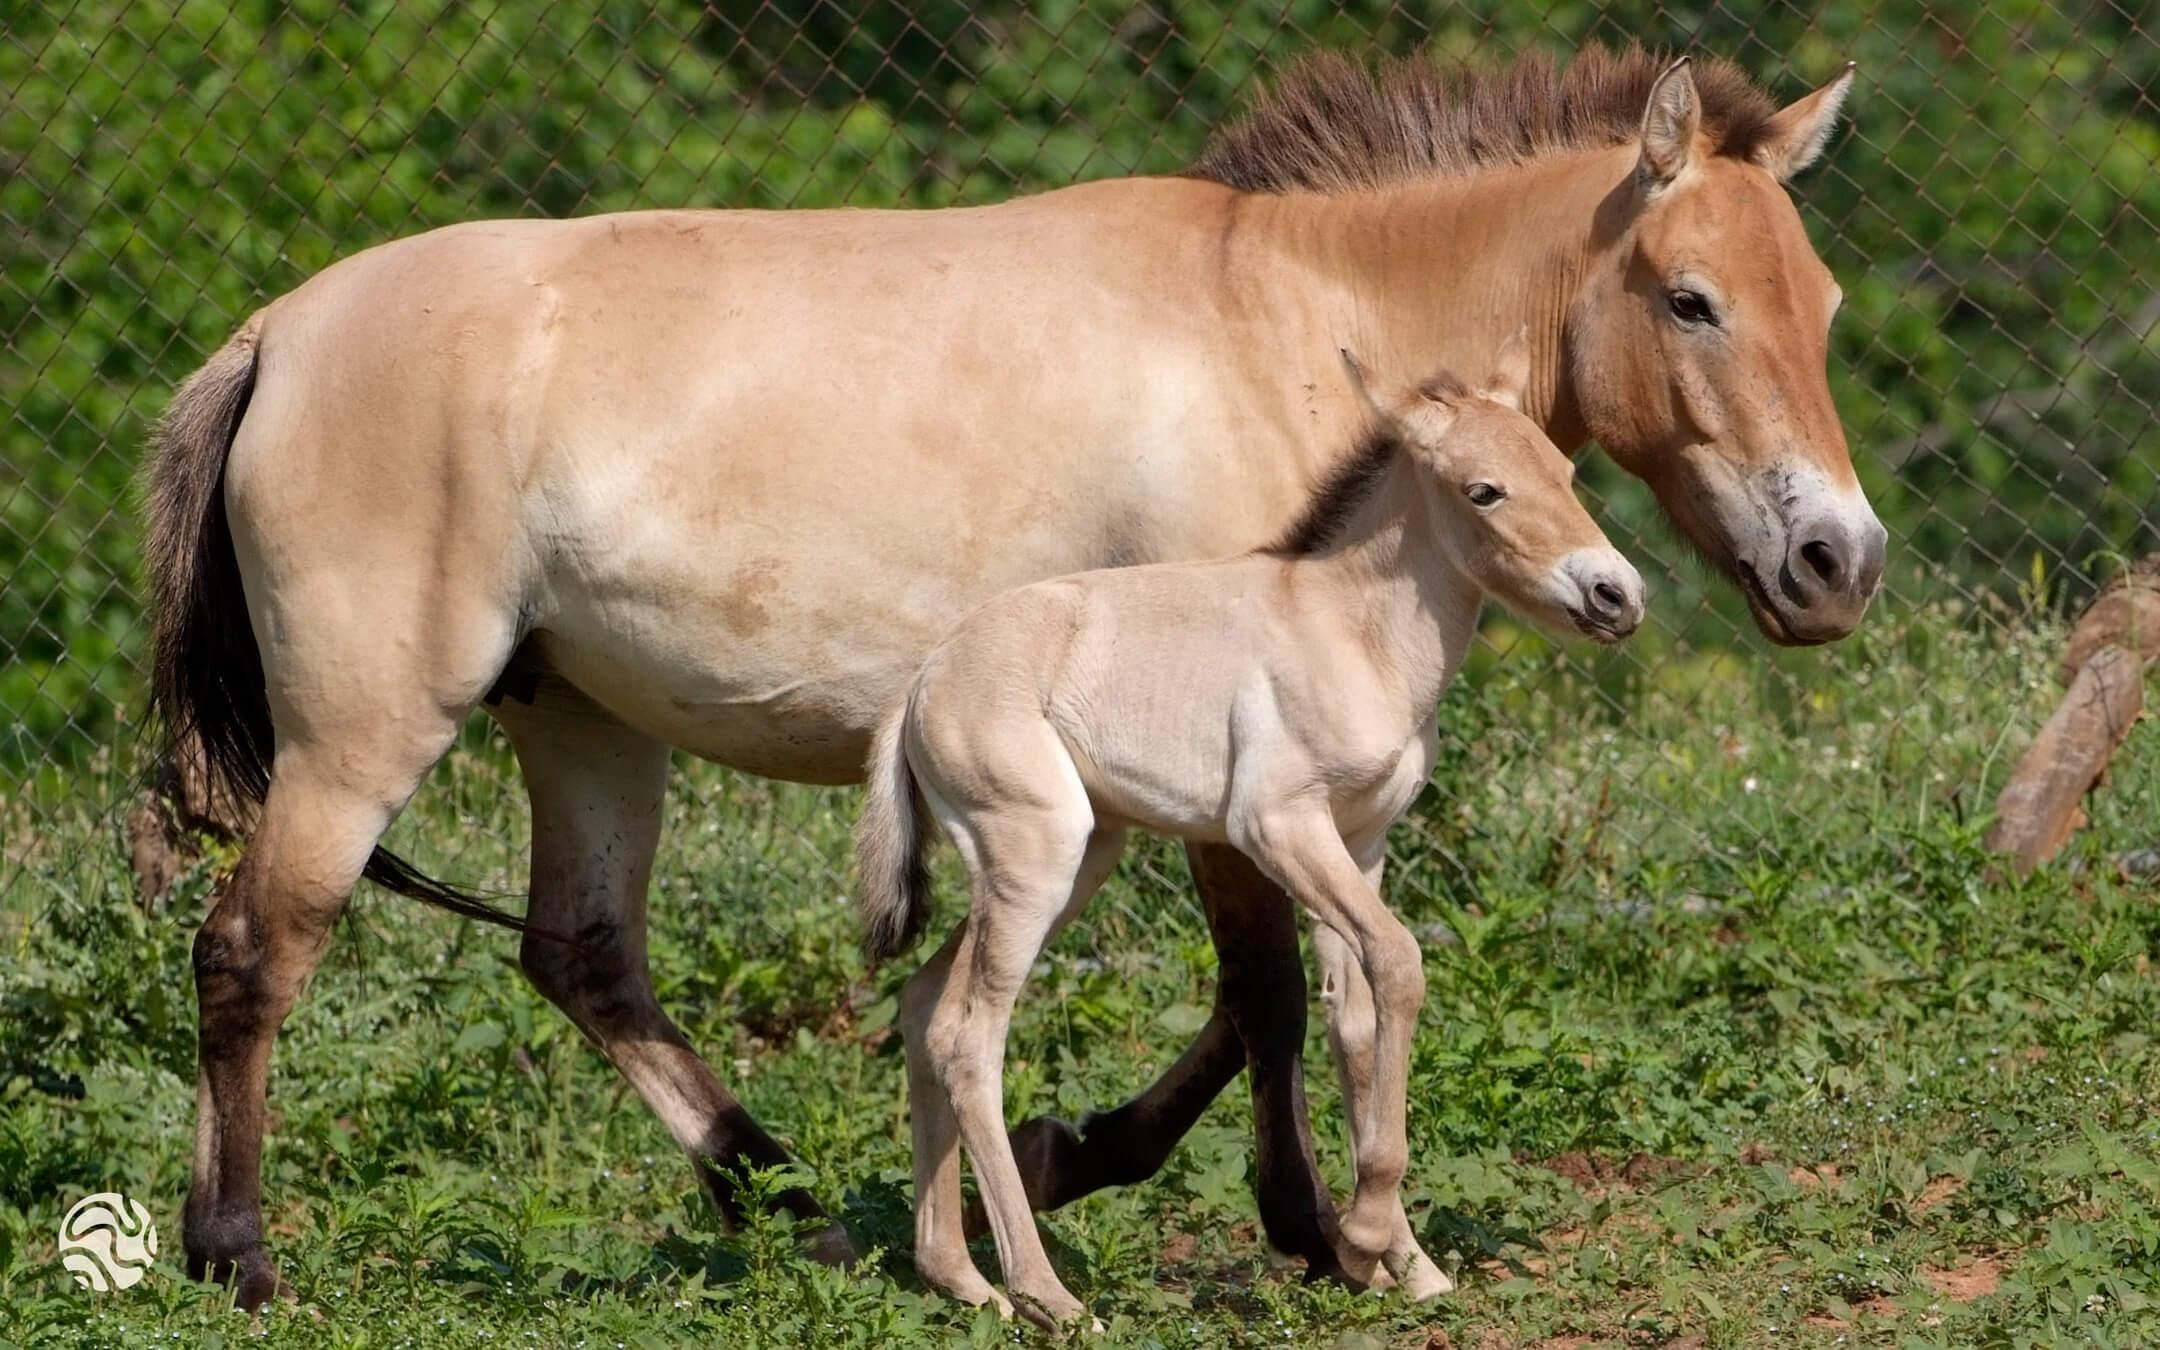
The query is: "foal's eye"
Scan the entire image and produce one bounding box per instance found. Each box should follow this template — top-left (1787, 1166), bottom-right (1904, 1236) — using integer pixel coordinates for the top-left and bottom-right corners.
top-left (1464, 482), bottom-right (1505, 508)
top-left (1667, 289), bottom-right (1718, 326)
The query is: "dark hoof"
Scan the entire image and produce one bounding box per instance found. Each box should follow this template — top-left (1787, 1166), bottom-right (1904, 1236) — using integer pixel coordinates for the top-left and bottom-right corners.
top-left (1299, 1250), bottom-right (1365, 1291)
top-left (803, 1220), bottom-right (859, 1267)
top-left (186, 1242), bottom-right (280, 1311)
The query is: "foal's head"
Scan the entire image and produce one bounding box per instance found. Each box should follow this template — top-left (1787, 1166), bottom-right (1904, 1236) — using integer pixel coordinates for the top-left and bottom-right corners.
top-left (1352, 336), bottom-right (1644, 644)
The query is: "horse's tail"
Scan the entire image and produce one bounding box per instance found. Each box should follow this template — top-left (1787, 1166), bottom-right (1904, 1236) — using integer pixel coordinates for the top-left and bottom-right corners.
top-left (856, 694), bottom-right (933, 963)
top-left (143, 316), bottom-right (534, 934)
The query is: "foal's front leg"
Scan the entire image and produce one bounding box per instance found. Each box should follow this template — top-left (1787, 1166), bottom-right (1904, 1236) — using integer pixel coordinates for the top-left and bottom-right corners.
top-left (1314, 906), bottom-right (1451, 1299)
top-left (1238, 808), bottom-right (1426, 1281)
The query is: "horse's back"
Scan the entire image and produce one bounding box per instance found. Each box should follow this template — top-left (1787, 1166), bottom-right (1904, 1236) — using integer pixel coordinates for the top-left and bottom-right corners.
top-left (215, 180), bottom-right (1306, 782)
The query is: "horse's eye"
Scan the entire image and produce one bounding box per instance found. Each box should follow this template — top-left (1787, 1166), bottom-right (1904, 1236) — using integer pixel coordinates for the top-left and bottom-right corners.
top-left (1465, 482), bottom-right (1505, 508)
top-left (1668, 289), bottom-right (1717, 326)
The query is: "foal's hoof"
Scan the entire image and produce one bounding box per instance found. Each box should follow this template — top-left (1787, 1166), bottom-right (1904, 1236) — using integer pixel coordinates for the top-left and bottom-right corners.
top-left (1011, 1286), bottom-right (1098, 1336)
top-left (917, 1253), bottom-right (1012, 1318)
top-left (802, 1220), bottom-right (860, 1267)
top-left (1392, 1253), bottom-right (1455, 1302)
top-left (1327, 1244), bottom-right (1389, 1294)
top-left (186, 1242), bottom-right (281, 1312)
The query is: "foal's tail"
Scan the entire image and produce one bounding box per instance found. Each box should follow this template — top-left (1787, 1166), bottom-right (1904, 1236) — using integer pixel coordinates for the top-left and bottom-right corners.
top-left (143, 316), bottom-right (532, 934)
top-left (856, 695), bottom-right (933, 963)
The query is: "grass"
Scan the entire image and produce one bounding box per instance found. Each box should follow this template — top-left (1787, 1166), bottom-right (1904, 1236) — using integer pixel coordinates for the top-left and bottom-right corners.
top-left (3, 592), bottom-right (2159, 1348)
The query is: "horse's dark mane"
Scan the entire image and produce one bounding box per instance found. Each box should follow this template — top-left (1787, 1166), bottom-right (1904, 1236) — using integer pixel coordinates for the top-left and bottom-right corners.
top-left (1189, 42), bottom-right (1781, 195)
top-left (1265, 420), bottom-right (1405, 557)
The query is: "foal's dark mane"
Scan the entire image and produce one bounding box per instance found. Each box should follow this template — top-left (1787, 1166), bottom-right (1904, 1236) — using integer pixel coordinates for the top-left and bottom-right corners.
top-left (1268, 373), bottom-right (1481, 557)
top-left (1266, 423), bottom-right (1402, 557)
top-left (1189, 42), bottom-right (1780, 195)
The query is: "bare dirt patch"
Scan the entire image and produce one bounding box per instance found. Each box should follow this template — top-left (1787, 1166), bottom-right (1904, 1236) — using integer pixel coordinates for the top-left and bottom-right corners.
top-left (1923, 1255), bottom-right (2006, 1301)
top-left (1526, 1150), bottom-right (1695, 1195)
top-left (1787, 1162), bottom-right (1845, 1189)
top-left (1912, 1174), bottom-right (1966, 1216)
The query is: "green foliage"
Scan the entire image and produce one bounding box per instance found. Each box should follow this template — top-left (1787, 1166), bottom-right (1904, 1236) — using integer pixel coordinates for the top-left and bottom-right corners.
top-left (3, 600), bottom-right (2159, 1344)
top-left (3, 0), bottom-right (2155, 782)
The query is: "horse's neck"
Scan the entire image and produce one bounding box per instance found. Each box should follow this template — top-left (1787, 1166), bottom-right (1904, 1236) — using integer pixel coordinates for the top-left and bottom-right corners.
top-left (1241, 147), bottom-right (1626, 452)
top-left (1307, 457), bottom-right (1483, 712)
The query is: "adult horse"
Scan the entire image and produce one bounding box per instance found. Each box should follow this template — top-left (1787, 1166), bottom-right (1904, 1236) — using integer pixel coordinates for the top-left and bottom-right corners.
top-left (147, 45), bottom-right (1882, 1307)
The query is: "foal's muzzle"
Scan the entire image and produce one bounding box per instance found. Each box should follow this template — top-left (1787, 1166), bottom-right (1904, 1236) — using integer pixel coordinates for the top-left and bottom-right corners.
top-left (1561, 551), bottom-right (1646, 643)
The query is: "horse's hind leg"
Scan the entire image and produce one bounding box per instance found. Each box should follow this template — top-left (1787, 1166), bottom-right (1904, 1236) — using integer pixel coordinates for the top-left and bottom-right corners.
top-left (494, 687), bottom-right (853, 1263)
top-left (184, 715), bottom-right (467, 1306)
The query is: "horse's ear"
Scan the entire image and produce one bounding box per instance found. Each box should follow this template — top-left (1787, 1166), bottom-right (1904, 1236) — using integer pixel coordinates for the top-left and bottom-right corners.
top-left (1752, 63), bottom-right (1855, 182)
top-left (1479, 326), bottom-right (1531, 410)
top-left (1637, 56), bottom-right (1700, 187)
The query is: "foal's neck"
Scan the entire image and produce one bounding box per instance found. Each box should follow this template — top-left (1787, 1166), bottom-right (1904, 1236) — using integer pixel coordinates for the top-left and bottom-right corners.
top-left (1302, 453), bottom-right (1483, 715)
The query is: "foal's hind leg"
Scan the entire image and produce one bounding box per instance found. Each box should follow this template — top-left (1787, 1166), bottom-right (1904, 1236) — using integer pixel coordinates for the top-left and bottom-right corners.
top-left (495, 688), bottom-right (853, 1262)
top-left (925, 805), bottom-right (1103, 1330)
top-left (945, 827), bottom-right (1127, 1285)
top-left (997, 844), bottom-right (1345, 1282)
top-left (902, 923), bottom-right (1010, 1315)
top-left (184, 719), bottom-right (467, 1306)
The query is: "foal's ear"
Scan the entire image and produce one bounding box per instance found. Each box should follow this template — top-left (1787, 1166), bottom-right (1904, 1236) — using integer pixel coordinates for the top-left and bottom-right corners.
top-left (1751, 63), bottom-right (1856, 182)
top-left (1478, 326), bottom-right (1532, 411)
top-left (1339, 348), bottom-right (1392, 424)
top-left (1637, 56), bottom-right (1701, 188)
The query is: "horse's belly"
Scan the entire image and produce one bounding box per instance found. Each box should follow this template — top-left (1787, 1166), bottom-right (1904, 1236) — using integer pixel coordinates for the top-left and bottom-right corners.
top-left (534, 624), bottom-right (893, 784)
top-left (530, 538), bottom-right (946, 783)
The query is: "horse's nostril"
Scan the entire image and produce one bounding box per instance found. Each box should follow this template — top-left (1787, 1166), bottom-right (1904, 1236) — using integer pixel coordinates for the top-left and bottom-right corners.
top-left (1799, 537), bottom-right (1844, 589)
top-left (1591, 580), bottom-right (1627, 615)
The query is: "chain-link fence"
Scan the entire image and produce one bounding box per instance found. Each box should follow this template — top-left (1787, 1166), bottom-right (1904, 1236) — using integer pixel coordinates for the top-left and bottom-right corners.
top-left (3, 2), bottom-right (2156, 904)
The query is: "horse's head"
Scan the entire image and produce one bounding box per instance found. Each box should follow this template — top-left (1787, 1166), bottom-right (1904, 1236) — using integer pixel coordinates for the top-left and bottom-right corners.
top-left (1569, 58), bottom-right (1885, 645)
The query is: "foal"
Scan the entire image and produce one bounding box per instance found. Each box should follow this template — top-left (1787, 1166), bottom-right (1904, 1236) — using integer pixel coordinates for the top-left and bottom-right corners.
top-left (857, 340), bottom-right (1645, 1325)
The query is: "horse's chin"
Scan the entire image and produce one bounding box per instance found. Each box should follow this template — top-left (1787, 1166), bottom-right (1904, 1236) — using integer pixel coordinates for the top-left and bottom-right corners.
top-left (1734, 561), bottom-right (1834, 647)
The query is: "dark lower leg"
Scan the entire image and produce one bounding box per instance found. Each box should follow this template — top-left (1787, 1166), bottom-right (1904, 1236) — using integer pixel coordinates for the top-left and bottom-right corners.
top-left (1190, 842), bottom-right (1347, 1281)
top-left (183, 858), bottom-right (337, 1310)
top-left (533, 929), bottom-right (854, 1259)
top-left (978, 1000), bottom-right (1243, 1232)
top-left (987, 843), bottom-right (1346, 1280)
top-left (183, 1032), bottom-right (280, 1307)
top-left (505, 705), bottom-right (853, 1261)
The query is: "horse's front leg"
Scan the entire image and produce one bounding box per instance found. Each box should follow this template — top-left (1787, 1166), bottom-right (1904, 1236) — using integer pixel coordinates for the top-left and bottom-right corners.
top-left (497, 692), bottom-right (854, 1264)
top-left (987, 842), bottom-right (1347, 1282)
